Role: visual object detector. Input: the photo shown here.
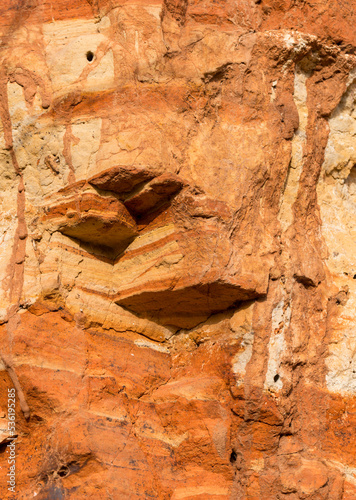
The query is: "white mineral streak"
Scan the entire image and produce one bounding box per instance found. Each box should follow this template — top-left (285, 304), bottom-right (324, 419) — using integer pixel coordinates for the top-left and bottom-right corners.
top-left (264, 299), bottom-right (291, 391)
top-left (279, 64), bottom-right (309, 230)
top-left (318, 68), bottom-right (356, 393)
top-left (231, 303), bottom-right (254, 384)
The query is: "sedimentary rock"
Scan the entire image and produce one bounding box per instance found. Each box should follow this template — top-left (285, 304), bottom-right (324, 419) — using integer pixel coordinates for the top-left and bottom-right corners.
top-left (0, 0), bottom-right (356, 498)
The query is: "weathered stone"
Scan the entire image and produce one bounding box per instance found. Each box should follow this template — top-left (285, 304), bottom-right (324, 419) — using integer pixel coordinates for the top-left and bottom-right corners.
top-left (124, 173), bottom-right (185, 216)
top-left (42, 191), bottom-right (138, 250)
top-left (0, 0), bottom-right (356, 498)
top-left (88, 165), bottom-right (158, 195)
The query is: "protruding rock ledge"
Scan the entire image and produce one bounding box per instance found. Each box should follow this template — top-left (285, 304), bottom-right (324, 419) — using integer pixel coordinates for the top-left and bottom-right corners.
top-left (116, 279), bottom-right (265, 329)
top-left (113, 191), bottom-right (268, 328)
top-left (42, 192), bottom-right (138, 250)
top-left (124, 173), bottom-right (185, 216)
top-left (88, 165), bottom-right (158, 194)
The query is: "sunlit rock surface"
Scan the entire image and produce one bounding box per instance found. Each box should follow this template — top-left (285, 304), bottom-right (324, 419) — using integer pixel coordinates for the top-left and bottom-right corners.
top-left (1, 0), bottom-right (356, 498)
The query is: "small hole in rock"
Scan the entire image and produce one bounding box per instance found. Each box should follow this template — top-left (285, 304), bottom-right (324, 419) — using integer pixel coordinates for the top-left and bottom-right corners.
top-left (57, 466), bottom-right (68, 477)
top-left (0, 441), bottom-right (9, 454)
top-left (31, 414), bottom-right (44, 422)
top-left (230, 450), bottom-right (237, 463)
top-left (86, 51), bottom-right (94, 62)
top-left (274, 374), bottom-right (280, 382)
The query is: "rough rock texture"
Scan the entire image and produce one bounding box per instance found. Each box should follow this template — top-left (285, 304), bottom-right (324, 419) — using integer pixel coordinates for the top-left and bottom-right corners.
top-left (0, 0), bottom-right (356, 498)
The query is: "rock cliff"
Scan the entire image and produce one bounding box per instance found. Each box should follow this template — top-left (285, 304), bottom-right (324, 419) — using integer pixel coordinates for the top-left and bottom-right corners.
top-left (0, 0), bottom-right (356, 498)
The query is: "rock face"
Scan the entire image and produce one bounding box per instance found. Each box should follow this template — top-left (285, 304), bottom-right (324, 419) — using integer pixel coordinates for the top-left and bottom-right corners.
top-left (0, 0), bottom-right (356, 498)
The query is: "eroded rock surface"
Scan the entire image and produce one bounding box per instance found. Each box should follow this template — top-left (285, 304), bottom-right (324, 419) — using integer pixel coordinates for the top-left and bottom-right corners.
top-left (1, 0), bottom-right (356, 498)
